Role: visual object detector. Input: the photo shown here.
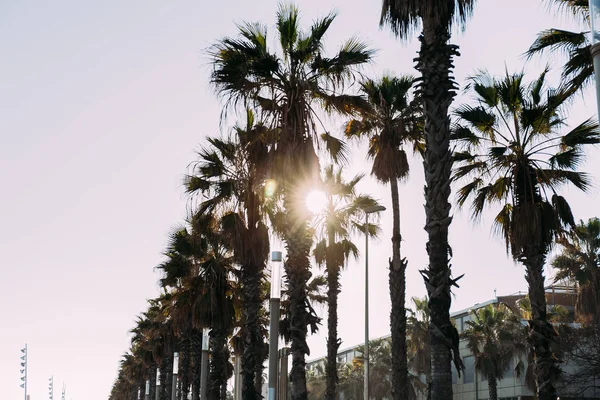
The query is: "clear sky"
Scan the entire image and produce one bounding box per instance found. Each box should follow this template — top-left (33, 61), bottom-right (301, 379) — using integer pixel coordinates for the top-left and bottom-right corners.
top-left (1, 1), bottom-right (598, 399)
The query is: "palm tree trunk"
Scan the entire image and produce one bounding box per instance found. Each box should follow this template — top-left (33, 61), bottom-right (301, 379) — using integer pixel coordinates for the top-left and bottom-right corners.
top-left (487, 374), bottom-right (498, 400)
top-left (283, 197), bottom-right (313, 400)
top-left (191, 330), bottom-right (202, 400)
top-left (388, 178), bottom-right (408, 400)
top-left (160, 358), bottom-right (170, 400)
top-left (522, 246), bottom-right (558, 400)
top-left (416, 17), bottom-right (461, 400)
top-left (149, 366), bottom-right (157, 400)
top-left (325, 228), bottom-right (340, 400)
top-left (208, 329), bottom-right (230, 400)
top-left (180, 336), bottom-right (191, 400)
top-left (241, 259), bottom-right (264, 400)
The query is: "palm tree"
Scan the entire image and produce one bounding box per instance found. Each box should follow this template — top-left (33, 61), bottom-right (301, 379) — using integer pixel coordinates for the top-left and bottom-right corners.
top-left (186, 109), bottom-right (272, 400)
top-left (452, 69), bottom-right (600, 400)
top-left (345, 74), bottom-right (423, 399)
top-left (526, 0), bottom-right (592, 95)
top-left (462, 304), bottom-right (527, 400)
top-left (552, 217), bottom-right (600, 320)
top-left (210, 5), bottom-right (373, 398)
top-left (407, 297), bottom-right (431, 400)
top-left (311, 166), bottom-right (380, 400)
top-left (379, 2), bottom-right (477, 397)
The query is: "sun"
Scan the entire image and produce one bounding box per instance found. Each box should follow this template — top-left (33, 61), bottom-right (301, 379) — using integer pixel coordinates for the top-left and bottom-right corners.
top-left (305, 190), bottom-right (327, 214)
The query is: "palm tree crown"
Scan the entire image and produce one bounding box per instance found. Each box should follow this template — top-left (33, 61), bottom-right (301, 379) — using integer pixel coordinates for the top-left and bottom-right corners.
top-left (462, 304), bottom-right (526, 400)
top-left (526, 0), bottom-right (592, 94)
top-left (552, 217), bottom-right (600, 319)
top-left (453, 69), bottom-right (600, 400)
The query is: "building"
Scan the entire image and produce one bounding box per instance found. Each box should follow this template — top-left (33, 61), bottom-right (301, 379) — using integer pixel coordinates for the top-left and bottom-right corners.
top-left (306, 284), bottom-right (600, 400)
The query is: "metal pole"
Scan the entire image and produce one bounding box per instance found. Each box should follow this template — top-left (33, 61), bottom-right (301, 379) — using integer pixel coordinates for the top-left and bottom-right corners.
top-left (268, 251), bottom-right (283, 400)
top-left (364, 213), bottom-right (369, 400)
top-left (200, 329), bottom-right (210, 400)
top-left (592, 43), bottom-right (600, 119)
top-left (278, 347), bottom-right (290, 400)
top-left (268, 297), bottom-right (281, 400)
top-left (155, 368), bottom-right (161, 400)
top-left (233, 353), bottom-right (241, 400)
top-left (145, 380), bottom-right (150, 400)
top-left (172, 352), bottom-right (179, 400)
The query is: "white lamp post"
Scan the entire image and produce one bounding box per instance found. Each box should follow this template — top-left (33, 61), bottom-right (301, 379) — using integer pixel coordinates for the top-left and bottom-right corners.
top-left (171, 352), bottom-right (179, 400)
top-left (268, 251), bottom-right (283, 400)
top-left (155, 368), bottom-right (161, 400)
top-left (200, 328), bottom-right (210, 400)
top-left (363, 205), bottom-right (386, 400)
top-left (590, 0), bottom-right (600, 118)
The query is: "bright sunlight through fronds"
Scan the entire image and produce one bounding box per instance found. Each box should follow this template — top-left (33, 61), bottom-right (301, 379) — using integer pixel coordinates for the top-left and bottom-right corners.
top-left (306, 190), bottom-right (327, 214)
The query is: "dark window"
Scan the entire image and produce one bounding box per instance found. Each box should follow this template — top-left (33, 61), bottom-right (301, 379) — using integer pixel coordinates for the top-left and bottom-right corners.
top-left (463, 356), bottom-right (475, 383)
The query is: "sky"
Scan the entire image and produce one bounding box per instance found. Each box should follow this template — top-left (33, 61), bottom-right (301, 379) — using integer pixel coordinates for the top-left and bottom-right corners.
top-left (1, 1), bottom-right (598, 399)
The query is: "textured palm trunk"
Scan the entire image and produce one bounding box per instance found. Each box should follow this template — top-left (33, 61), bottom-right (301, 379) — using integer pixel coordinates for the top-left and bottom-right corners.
top-left (191, 329), bottom-right (202, 400)
top-left (284, 196), bottom-right (313, 400)
top-left (325, 229), bottom-right (340, 400)
top-left (241, 263), bottom-right (263, 400)
top-left (483, 374), bottom-right (496, 400)
top-left (160, 357), bottom-right (170, 400)
top-left (180, 336), bottom-right (191, 400)
top-left (522, 247), bottom-right (558, 400)
top-left (416, 16), bottom-right (460, 400)
top-left (388, 178), bottom-right (408, 400)
top-left (208, 329), bottom-right (229, 400)
top-left (149, 366), bottom-right (157, 400)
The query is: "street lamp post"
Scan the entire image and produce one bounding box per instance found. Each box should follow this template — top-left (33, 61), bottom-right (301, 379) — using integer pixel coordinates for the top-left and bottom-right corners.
top-left (171, 352), bottom-right (179, 400)
top-left (155, 368), bottom-right (161, 400)
top-left (589, 0), bottom-right (600, 117)
top-left (20, 344), bottom-right (27, 400)
top-left (200, 328), bottom-right (210, 400)
top-left (363, 205), bottom-right (386, 400)
top-left (268, 251), bottom-right (283, 400)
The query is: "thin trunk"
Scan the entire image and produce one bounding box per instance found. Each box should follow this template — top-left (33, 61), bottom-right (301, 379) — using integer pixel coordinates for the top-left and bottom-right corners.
top-left (325, 228), bottom-right (340, 400)
top-left (487, 374), bottom-right (498, 400)
top-left (191, 329), bottom-right (202, 400)
top-left (209, 329), bottom-right (229, 400)
top-left (416, 17), bottom-right (461, 400)
top-left (149, 367), bottom-right (157, 400)
top-left (160, 358), bottom-right (170, 400)
top-left (389, 178), bottom-right (408, 400)
top-left (241, 252), bottom-right (264, 400)
top-left (284, 195), bottom-right (313, 400)
top-left (523, 247), bottom-right (558, 400)
top-left (181, 335), bottom-right (191, 400)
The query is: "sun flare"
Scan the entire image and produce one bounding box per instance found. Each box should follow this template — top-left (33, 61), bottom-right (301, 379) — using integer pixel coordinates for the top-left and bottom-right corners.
top-left (305, 190), bottom-right (327, 214)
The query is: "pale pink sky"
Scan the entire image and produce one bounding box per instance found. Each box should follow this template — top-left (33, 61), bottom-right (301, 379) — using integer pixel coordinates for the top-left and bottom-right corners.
top-left (1, 1), bottom-right (598, 399)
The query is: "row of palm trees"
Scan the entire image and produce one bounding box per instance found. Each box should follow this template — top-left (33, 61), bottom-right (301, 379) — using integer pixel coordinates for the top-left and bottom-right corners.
top-left (110, 1), bottom-right (599, 399)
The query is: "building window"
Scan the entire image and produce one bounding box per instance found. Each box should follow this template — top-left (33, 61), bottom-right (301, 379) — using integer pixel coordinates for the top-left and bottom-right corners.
top-left (463, 356), bottom-right (475, 383)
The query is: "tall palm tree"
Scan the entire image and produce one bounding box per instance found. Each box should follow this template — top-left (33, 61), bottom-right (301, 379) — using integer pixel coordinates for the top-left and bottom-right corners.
top-left (552, 217), bottom-right (600, 320)
top-left (312, 166), bottom-right (380, 400)
top-left (210, 5), bottom-right (373, 398)
top-left (452, 69), bottom-right (600, 400)
top-left (526, 0), bottom-right (592, 95)
top-left (462, 304), bottom-right (527, 400)
top-left (186, 109), bottom-right (272, 400)
top-left (379, 2), bottom-right (477, 398)
top-left (345, 74), bottom-right (423, 400)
